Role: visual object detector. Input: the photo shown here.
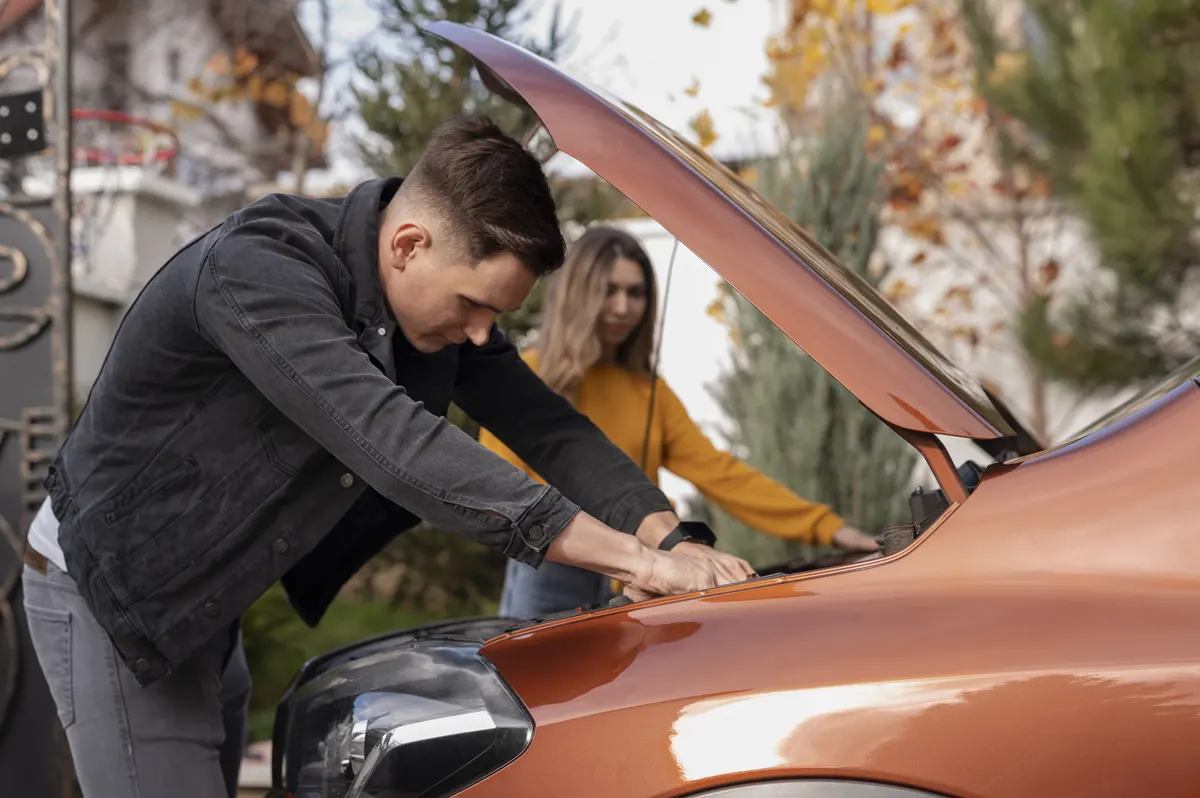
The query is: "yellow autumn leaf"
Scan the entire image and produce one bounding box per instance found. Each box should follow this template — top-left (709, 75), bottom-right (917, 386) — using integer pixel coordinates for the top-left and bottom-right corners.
top-left (247, 73), bottom-right (266, 102)
top-left (884, 279), bottom-right (915, 302)
top-left (691, 8), bottom-right (713, 27)
top-left (206, 51), bottom-right (231, 76)
top-left (737, 165), bottom-right (759, 184)
top-left (168, 99), bottom-right (206, 122)
top-left (262, 80), bottom-right (292, 109)
top-left (234, 48), bottom-right (260, 80)
top-left (867, 124), bottom-right (886, 144)
top-left (290, 91), bottom-right (315, 127)
top-left (689, 109), bottom-right (719, 149)
top-left (705, 294), bottom-right (726, 322)
top-left (989, 51), bottom-right (1027, 86)
top-left (866, 0), bottom-right (913, 13)
top-left (683, 77), bottom-right (701, 97)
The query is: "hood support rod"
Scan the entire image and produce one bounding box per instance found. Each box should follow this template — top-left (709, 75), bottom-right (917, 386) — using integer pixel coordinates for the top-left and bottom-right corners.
top-left (889, 425), bottom-right (968, 505)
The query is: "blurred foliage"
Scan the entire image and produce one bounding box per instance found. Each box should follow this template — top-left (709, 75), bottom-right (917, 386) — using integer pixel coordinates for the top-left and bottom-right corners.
top-left (962, 0), bottom-right (1200, 390)
top-left (727, 0), bottom-right (1145, 440)
top-left (242, 584), bottom-right (452, 741)
top-left (704, 93), bottom-right (919, 568)
top-left (352, 0), bottom-right (563, 175)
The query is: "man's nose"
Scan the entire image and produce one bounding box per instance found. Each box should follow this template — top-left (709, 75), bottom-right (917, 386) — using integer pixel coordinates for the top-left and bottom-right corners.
top-left (466, 321), bottom-right (491, 347)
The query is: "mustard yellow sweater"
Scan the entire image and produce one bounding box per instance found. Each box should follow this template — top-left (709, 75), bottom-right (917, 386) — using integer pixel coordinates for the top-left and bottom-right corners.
top-left (477, 351), bottom-right (845, 546)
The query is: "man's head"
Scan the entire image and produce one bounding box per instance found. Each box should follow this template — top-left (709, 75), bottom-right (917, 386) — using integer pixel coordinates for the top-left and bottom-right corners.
top-left (378, 115), bottom-right (565, 353)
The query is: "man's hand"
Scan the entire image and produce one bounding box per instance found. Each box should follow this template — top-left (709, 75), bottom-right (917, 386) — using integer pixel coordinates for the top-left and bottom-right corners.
top-left (544, 511), bottom-right (755, 604)
top-left (831, 525), bottom-right (880, 553)
top-left (624, 542), bottom-right (755, 602)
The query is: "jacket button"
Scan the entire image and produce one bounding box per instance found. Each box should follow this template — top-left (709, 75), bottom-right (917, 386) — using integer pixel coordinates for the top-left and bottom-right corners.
top-left (135, 658), bottom-right (151, 675)
top-left (203, 599), bottom-right (220, 617)
top-left (273, 538), bottom-right (290, 555)
top-left (528, 523), bottom-right (545, 541)
top-left (340, 473), bottom-right (354, 488)
top-left (377, 327), bottom-right (386, 336)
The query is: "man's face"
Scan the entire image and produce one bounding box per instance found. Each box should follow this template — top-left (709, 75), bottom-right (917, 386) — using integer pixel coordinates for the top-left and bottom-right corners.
top-left (379, 217), bottom-right (535, 353)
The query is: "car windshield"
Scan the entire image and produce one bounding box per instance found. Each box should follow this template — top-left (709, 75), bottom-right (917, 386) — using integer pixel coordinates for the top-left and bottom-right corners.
top-left (1059, 355), bottom-right (1200, 446)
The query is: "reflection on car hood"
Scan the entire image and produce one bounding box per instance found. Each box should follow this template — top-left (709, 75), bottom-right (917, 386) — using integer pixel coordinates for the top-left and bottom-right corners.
top-left (423, 21), bottom-right (1018, 443)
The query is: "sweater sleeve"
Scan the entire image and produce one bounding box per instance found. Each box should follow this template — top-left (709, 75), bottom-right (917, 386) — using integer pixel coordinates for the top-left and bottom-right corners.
top-left (658, 379), bottom-right (845, 546)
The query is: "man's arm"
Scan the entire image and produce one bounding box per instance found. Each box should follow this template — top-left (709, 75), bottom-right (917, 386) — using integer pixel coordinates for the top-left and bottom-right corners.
top-left (193, 218), bottom-right (577, 566)
top-left (453, 326), bottom-right (680, 544)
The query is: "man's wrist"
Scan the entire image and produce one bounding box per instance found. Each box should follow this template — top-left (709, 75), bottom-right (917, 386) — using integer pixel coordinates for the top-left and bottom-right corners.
top-left (634, 510), bottom-right (680, 549)
top-left (547, 512), bottom-right (652, 585)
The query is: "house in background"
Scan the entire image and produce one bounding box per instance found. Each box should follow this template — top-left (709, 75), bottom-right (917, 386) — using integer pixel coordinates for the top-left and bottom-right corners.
top-left (0, 0), bottom-right (326, 408)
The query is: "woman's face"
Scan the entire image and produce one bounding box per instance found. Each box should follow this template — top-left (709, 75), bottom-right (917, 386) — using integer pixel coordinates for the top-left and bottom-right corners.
top-left (597, 256), bottom-right (649, 349)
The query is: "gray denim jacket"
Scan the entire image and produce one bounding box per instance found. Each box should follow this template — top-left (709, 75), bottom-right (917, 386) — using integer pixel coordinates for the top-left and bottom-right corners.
top-left (47, 177), bottom-right (673, 686)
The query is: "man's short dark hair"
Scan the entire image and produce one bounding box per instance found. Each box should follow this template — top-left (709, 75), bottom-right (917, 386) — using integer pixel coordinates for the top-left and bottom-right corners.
top-left (402, 115), bottom-right (565, 276)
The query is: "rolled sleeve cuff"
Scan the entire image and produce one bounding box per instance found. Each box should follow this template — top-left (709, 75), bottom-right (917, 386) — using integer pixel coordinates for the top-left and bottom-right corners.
top-left (503, 485), bottom-right (581, 567)
top-left (814, 512), bottom-right (846, 547)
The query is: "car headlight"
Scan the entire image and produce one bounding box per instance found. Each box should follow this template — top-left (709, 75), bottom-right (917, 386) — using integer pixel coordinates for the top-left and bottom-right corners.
top-left (277, 640), bottom-right (532, 798)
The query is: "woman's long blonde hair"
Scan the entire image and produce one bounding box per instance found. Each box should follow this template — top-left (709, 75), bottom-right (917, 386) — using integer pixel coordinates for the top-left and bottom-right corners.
top-left (535, 226), bottom-right (658, 398)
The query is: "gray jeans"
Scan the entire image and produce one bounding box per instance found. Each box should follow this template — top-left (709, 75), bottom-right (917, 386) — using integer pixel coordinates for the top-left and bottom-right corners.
top-left (22, 561), bottom-right (251, 798)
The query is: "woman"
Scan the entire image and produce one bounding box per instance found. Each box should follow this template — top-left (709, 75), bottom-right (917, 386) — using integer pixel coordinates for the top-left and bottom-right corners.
top-left (479, 226), bottom-right (879, 619)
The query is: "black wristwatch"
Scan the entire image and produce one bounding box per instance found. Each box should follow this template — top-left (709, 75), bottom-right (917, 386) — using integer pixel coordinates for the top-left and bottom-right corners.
top-left (658, 520), bottom-right (717, 551)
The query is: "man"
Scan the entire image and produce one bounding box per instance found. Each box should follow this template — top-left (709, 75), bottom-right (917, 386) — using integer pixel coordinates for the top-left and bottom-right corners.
top-left (21, 116), bottom-right (754, 798)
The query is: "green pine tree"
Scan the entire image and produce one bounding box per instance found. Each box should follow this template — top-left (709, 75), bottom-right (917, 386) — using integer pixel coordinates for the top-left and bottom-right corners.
top-left (704, 97), bottom-right (920, 568)
top-left (962, 0), bottom-right (1200, 390)
top-left (353, 0), bottom-right (566, 175)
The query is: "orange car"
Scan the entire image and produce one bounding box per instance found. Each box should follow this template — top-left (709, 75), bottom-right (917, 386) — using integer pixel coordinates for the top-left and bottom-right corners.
top-left (267, 22), bottom-right (1200, 798)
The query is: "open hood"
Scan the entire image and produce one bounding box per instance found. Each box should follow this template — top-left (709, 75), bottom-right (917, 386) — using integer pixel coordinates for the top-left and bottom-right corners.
top-left (423, 22), bottom-right (1025, 444)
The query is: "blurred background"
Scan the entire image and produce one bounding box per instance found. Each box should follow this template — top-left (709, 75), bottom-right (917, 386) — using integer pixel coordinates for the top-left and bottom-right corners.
top-left (0, 0), bottom-right (1196, 790)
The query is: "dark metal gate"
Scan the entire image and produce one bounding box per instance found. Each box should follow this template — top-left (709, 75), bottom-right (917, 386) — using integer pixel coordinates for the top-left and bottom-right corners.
top-left (0, 0), bottom-right (76, 794)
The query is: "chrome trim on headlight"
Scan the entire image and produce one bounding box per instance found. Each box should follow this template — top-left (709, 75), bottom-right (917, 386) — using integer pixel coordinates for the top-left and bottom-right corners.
top-left (347, 709), bottom-right (496, 798)
top-left (275, 638), bottom-right (532, 798)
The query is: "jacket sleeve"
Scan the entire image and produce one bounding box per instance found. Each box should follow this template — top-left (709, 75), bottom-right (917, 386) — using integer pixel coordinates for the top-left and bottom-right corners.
top-left (658, 380), bottom-right (845, 546)
top-left (455, 327), bottom-right (675, 534)
top-left (192, 217), bottom-right (578, 567)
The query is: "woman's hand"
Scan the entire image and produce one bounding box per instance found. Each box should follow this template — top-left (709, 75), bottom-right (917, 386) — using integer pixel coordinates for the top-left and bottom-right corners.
top-left (623, 542), bottom-right (755, 602)
top-left (831, 525), bottom-right (880, 553)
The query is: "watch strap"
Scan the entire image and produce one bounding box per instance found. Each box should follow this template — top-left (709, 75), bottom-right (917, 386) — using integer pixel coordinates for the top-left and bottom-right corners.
top-left (658, 520), bottom-right (716, 551)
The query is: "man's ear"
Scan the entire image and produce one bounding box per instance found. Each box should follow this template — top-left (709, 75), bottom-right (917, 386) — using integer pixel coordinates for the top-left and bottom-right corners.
top-left (389, 222), bottom-right (431, 271)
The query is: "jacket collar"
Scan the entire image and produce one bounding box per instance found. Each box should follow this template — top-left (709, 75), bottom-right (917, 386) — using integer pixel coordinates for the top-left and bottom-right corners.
top-left (333, 176), bottom-right (403, 330)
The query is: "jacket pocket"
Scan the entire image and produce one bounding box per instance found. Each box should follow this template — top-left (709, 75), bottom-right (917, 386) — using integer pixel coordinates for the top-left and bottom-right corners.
top-left (255, 406), bottom-right (314, 476)
top-left (102, 456), bottom-right (199, 526)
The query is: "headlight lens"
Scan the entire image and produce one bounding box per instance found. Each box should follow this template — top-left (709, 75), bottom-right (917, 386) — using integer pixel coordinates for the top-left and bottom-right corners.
top-left (279, 640), bottom-right (532, 798)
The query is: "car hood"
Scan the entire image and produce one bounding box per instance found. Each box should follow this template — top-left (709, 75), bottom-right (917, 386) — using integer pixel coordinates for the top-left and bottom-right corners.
top-left (423, 22), bottom-right (1019, 443)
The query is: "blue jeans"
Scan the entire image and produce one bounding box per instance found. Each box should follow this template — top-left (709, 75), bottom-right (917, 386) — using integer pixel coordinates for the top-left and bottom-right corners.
top-left (499, 558), bottom-right (614, 619)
